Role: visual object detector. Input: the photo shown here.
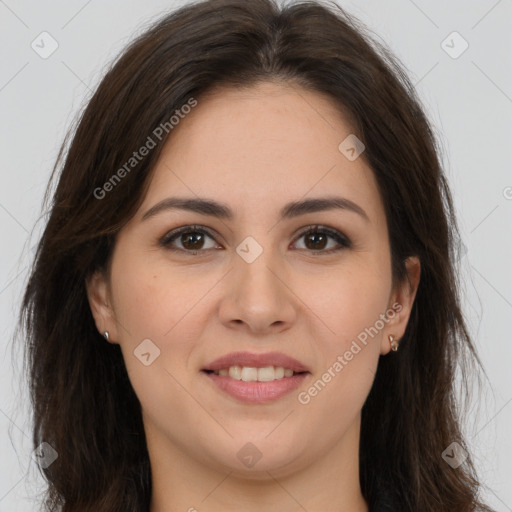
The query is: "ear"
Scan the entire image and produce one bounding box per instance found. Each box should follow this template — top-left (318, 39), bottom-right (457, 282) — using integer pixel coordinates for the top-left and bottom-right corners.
top-left (380, 256), bottom-right (421, 355)
top-left (85, 270), bottom-right (119, 344)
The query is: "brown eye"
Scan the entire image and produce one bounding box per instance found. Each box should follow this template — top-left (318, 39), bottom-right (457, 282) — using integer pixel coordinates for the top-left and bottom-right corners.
top-left (292, 226), bottom-right (351, 253)
top-left (160, 224), bottom-right (351, 256)
top-left (160, 226), bottom-right (220, 253)
top-left (304, 232), bottom-right (328, 250)
top-left (179, 231), bottom-right (206, 250)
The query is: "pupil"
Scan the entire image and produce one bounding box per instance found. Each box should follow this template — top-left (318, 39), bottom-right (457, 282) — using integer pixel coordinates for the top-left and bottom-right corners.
top-left (306, 233), bottom-right (326, 250)
top-left (182, 232), bottom-right (204, 250)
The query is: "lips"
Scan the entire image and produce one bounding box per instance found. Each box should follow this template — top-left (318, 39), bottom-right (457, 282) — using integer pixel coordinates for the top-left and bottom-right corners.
top-left (202, 351), bottom-right (309, 373)
top-left (201, 351), bottom-right (310, 403)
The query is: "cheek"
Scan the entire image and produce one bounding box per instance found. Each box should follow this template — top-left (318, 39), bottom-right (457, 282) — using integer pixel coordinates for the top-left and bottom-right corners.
top-left (302, 261), bottom-right (391, 344)
top-left (298, 289), bottom-right (383, 426)
top-left (110, 251), bottom-right (207, 339)
top-left (110, 251), bottom-right (218, 387)
top-left (110, 258), bottom-right (207, 427)
top-left (296, 259), bottom-right (390, 406)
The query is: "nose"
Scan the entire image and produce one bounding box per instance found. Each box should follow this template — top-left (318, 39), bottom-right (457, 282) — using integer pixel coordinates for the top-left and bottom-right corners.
top-left (218, 247), bottom-right (298, 335)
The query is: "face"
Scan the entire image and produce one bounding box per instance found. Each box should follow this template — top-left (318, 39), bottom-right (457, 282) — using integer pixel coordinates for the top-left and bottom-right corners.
top-left (87, 81), bottom-right (420, 479)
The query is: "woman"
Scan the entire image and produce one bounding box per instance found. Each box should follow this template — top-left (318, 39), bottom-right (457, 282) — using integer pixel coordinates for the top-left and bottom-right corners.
top-left (19, 0), bottom-right (493, 510)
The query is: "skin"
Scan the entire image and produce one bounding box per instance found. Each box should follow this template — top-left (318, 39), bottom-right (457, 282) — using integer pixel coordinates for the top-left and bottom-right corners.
top-left (87, 81), bottom-right (420, 512)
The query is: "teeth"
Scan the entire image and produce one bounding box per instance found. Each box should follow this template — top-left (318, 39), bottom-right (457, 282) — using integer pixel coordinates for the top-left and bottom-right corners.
top-left (228, 366), bottom-right (242, 380)
top-left (241, 367), bottom-right (258, 382)
top-left (257, 366), bottom-right (275, 382)
top-left (215, 365), bottom-right (298, 381)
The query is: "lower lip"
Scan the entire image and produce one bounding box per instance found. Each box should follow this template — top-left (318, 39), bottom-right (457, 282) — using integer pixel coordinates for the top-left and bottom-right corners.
top-left (202, 371), bottom-right (309, 403)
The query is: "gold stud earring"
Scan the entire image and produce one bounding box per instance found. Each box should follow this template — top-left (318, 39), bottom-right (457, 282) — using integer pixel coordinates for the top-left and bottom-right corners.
top-left (389, 334), bottom-right (399, 352)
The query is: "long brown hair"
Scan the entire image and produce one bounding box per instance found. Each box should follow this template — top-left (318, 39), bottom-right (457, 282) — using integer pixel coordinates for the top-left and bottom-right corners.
top-left (18, 0), bottom-right (492, 510)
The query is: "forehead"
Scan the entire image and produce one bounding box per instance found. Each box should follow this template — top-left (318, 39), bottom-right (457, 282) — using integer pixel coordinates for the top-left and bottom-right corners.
top-left (139, 82), bottom-right (385, 226)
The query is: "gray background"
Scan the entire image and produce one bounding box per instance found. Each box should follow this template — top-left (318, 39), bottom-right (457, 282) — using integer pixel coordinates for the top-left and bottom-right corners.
top-left (1, 0), bottom-right (511, 510)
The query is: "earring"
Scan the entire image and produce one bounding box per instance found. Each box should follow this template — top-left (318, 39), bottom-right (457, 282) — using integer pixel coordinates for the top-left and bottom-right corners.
top-left (389, 334), bottom-right (399, 352)
top-left (103, 331), bottom-right (109, 341)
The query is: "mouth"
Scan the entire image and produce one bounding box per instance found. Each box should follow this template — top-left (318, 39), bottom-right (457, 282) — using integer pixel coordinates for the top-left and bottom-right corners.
top-left (201, 351), bottom-right (310, 403)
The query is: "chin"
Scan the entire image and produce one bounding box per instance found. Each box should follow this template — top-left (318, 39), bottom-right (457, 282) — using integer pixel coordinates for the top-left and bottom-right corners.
top-left (197, 434), bottom-right (306, 479)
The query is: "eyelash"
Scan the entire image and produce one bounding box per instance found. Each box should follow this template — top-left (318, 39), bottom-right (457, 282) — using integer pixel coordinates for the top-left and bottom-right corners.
top-left (159, 224), bottom-right (352, 255)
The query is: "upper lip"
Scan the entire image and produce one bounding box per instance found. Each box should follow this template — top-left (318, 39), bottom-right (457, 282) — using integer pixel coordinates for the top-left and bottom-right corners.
top-left (202, 351), bottom-right (310, 373)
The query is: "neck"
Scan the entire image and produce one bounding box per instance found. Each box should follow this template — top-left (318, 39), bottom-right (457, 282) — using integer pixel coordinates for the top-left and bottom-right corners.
top-left (147, 415), bottom-right (368, 512)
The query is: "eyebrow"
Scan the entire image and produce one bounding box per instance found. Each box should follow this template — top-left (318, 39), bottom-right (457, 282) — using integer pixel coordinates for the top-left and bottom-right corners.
top-left (141, 196), bottom-right (370, 223)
